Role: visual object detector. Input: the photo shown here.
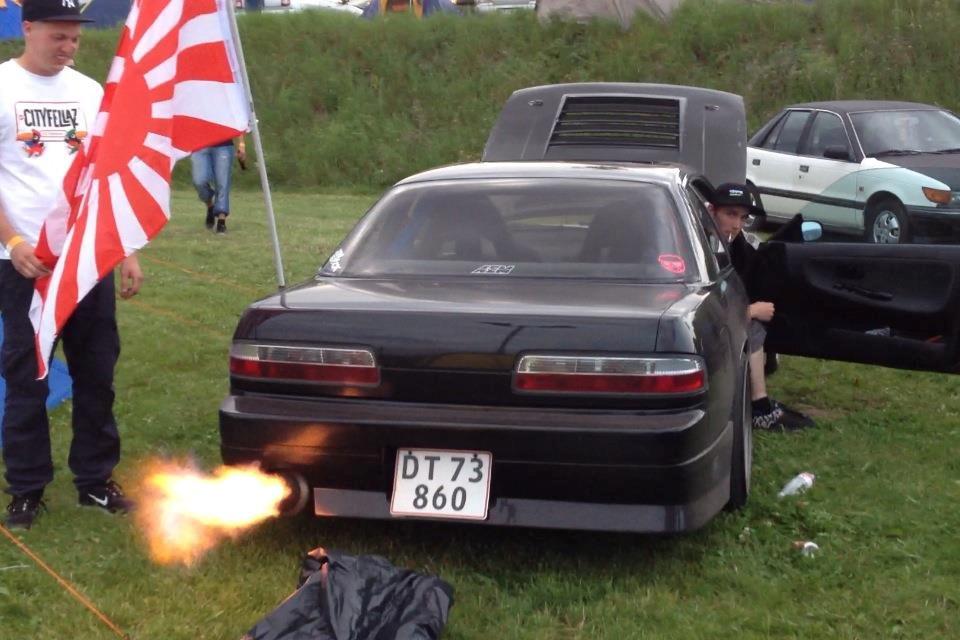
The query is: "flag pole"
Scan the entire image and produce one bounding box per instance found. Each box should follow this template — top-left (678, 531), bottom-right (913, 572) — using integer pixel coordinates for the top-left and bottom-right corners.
top-left (224, 0), bottom-right (286, 289)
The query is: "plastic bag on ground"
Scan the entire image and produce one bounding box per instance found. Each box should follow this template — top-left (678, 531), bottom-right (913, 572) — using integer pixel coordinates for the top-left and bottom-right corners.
top-left (243, 547), bottom-right (454, 640)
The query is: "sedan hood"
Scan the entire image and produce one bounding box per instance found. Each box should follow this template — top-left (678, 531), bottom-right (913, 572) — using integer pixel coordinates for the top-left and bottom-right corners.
top-left (875, 152), bottom-right (960, 189)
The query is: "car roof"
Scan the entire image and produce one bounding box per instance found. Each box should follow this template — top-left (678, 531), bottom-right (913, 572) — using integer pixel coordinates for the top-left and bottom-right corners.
top-left (785, 100), bottom-right (944, 114)
top-left (394, 161), bottom-right (692, 187)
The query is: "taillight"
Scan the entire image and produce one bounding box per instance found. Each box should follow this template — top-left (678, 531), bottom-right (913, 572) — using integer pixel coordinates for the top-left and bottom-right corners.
top-left (230, 343), bottom-right (380, 386)
top-left (514, 355), bottom-right (705, 395)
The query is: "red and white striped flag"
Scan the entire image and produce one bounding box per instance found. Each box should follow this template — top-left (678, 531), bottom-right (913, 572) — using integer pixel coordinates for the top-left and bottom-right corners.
top-left (30, 0), bottom-right (250, 378)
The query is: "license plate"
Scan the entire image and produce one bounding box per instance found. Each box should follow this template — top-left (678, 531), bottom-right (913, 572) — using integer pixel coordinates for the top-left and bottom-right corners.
top-left (390, 448), bottom-right (492, 520)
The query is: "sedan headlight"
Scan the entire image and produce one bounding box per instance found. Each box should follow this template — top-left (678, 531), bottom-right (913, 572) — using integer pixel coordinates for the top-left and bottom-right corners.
top-left (922, 186), bottom-right (952, 205)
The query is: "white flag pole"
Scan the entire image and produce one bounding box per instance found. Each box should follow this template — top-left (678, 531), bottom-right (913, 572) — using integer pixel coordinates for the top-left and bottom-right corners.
top-left (225, 0), bottom-right (286, 289)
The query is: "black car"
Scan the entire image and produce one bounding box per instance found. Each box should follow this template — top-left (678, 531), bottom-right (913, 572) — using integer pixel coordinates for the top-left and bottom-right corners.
top-left (748, 100), bottom-right (960, 243)
top-left (220, 84), bottom-right (960, 533)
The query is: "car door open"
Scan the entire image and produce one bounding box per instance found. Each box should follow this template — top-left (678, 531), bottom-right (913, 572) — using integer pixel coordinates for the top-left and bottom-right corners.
top-left (763, 242), bottom-right (960, 373)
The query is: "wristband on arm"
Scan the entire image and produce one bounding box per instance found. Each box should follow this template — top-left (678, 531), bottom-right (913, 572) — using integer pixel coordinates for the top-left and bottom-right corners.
top-left (5, 235), bottom-right (25, 253)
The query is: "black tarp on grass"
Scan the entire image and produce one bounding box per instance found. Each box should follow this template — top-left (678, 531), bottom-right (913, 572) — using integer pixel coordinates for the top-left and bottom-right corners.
top-left (245, 547), bottom-right (454, 640)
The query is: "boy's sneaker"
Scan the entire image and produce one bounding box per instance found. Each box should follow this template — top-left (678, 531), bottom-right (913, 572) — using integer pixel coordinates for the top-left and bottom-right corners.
top-left (752, 399), bottom-right (815, 432)
top-left (79, 480), bottom-right (134, 514)
top-left (5, 492), bottom-right (45, 530)
top-left (215, 217), bottom-right (227, 234)
top-left (752, 401), bottom-right (785, 430)
top-left (205, 205), bottom-right (215, 230)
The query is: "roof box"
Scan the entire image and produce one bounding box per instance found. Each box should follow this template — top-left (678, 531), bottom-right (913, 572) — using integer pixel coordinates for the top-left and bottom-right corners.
top-left (482, 83), bottom-right (746, 186)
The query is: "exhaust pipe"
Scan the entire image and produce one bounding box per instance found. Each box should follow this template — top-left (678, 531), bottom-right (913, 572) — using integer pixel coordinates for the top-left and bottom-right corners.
top-left (276, 471), bottom-right (309, 516)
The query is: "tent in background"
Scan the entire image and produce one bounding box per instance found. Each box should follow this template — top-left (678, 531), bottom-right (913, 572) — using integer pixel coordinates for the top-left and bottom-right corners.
top-left (1, 0), bottom-right (131, 41)
top-left (362, 0), bottom-right (459, 19)
top-left (0, 0), bottom-right (23, 40)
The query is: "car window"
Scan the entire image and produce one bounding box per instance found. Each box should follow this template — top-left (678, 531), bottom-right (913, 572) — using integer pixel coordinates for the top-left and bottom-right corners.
top-left (759, 113), bottom-right (787, 150)
top-left (851, 109), bottom-right (960, 156)
top-left (802, 112), bottom-right (850, 158)
top-left (323, 178), bottom-right (697, 282)
top-left (772, 110), bottom-right (811, 154)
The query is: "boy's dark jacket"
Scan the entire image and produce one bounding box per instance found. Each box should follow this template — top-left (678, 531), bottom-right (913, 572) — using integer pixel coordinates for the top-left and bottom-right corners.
top-left (729, 214), bottom-right (806, 304)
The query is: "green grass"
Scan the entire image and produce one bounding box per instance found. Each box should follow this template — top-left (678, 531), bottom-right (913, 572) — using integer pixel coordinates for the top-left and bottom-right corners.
top-left (5, 0), bottom-right (960, 190)
top-left (1, 189), bottom-right (959, 639)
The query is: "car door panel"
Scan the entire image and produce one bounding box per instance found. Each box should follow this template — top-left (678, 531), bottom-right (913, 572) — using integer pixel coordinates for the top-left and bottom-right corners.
top-left (748, 148), bottom-right (805, 221)
top-left (793, 112), bottom-right (862, 232)
top-left (794, 160), bottom-right (861, 232)
top-left (747, 110), bottom-right (812, 221)
top-left (763, 242), bottom-right (960, 373)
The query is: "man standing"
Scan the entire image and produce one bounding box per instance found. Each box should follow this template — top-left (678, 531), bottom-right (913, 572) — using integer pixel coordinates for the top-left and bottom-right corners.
top-left (708, 183), bottom-right (814, 432)
top-left (0, 0), bottom-right (142, 529)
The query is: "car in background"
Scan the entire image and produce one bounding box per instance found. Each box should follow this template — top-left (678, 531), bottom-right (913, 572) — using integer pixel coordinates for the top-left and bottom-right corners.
top-left (220, 84), bottom-right (960, 534)
top-left (475, 0), bottom-right (536, 12)
top-left (236, 0), bottom-right (367, 16)
top-left (748, 101), bottom-right (960, 244)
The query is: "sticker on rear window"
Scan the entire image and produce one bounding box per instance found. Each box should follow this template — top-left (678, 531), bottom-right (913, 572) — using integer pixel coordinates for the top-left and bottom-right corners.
top-left (658, 254), bottom-right (686, 274)
top-left (327, 248), bottom-right (344, 272)
top-left (471, 264), bottom-right (515, 275)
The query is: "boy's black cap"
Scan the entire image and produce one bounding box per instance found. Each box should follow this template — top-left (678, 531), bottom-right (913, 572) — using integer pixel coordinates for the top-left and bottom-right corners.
top-left (712, 182), bottom-right (765, 217)
top-left (22, 0), bottom-right (95, 23)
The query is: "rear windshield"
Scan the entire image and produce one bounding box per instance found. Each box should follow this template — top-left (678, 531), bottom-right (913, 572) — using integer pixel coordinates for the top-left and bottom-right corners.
top-left (322, 178), bottom-right (695, 281)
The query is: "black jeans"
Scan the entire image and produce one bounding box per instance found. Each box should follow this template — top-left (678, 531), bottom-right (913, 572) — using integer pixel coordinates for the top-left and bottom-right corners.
top-left (0, 261), bottom-right (121, 496)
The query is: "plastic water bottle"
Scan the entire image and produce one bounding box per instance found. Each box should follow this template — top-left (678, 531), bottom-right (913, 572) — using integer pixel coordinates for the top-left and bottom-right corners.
top-left (792, 540), bottom-right (819, 557)
top-left (778, 472), bottom-right (815, 498)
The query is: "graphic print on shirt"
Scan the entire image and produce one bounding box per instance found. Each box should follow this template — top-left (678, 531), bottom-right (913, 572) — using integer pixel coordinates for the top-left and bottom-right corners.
top-left (14, 101), bottom-right (88, 157)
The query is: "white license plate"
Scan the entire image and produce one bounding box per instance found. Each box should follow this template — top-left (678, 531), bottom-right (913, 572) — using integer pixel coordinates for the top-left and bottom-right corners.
top-left (390, 448), bottom-right (492, 520)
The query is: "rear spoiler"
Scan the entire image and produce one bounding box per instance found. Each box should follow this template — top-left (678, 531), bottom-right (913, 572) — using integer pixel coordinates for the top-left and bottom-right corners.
top-left (482, 83), bottom-right (746, 186)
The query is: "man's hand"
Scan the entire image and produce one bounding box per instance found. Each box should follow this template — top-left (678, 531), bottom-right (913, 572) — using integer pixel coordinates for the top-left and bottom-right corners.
top-left (118, 254), bottom-right (143, 299)
top-left (9, 241), bottom-right (51, 279)
top-left (749, 301), bottom-right (775, 323)
top-left (237, 145), bottom-right (247, 164)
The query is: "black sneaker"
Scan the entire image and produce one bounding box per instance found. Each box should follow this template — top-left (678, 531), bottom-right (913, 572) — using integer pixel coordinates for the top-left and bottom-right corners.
top-left (205, 205), bottom-right (215, 230)
top-left (5, 492), bottom-right (45, 530)
top-left (752, 401), bottom-right (785, 431)
top-left (752, 400), bottom-right (815, 432)
top-left (215, 217), bottom-right (227, 234)
top-left (79, 480), bottom-right (134, 514)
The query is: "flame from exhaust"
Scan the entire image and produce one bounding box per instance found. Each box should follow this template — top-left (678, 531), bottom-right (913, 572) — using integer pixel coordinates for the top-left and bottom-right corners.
top-left (137, 461), bottom-right (291, 566)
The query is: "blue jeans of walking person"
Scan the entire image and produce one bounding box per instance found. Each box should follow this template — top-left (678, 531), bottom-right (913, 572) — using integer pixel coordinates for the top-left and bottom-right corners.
top-left (191, 143), bottom-right (235, 220)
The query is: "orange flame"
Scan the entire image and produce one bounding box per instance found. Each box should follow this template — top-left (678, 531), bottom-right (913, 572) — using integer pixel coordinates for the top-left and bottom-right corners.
top-left (136, 461), bottom-right (291, 566)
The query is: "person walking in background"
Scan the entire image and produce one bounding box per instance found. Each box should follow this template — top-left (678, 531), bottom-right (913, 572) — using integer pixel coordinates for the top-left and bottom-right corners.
top-left (0, 0), bottom-right (142, 530)
top-left (191, 134), bottom-right (246, 234)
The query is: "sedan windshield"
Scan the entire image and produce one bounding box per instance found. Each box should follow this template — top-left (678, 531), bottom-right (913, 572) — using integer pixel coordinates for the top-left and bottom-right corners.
top-left (851, 109), bottom-right (960, 156)
top-left (322, 178), bottom-right (695, 281)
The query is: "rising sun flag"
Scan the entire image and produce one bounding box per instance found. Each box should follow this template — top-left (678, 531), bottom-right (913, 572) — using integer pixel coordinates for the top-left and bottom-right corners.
top-left (30, 0), bottom-right (250, 378)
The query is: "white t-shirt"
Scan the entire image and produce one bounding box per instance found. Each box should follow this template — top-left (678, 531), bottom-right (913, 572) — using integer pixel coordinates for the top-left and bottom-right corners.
top-left (0, 59), bottom-right (103, 259)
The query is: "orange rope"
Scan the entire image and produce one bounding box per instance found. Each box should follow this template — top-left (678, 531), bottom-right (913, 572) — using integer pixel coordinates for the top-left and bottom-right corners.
top-left (0, 522), bottom-right (130, 639)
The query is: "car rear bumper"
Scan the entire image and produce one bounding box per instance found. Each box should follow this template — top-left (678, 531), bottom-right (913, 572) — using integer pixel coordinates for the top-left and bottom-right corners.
top-left (906, 205), bottom-right (960, 243)
top-left (219, 394), bottom-right (732, 533)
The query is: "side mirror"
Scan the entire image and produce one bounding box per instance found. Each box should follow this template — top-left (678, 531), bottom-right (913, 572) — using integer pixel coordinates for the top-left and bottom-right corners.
top-left (801, 221), bottom-right (823, 242)
top-left (823, 145), bottom-right (852, 161)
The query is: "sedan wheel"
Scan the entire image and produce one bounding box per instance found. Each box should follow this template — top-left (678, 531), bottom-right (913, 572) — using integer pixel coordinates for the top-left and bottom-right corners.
top-left (866, 199), bottom-right (909, 244)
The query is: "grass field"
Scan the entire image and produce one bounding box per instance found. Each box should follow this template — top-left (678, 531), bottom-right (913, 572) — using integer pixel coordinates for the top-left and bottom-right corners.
top-left (1, 189), bottom-right (959, 639)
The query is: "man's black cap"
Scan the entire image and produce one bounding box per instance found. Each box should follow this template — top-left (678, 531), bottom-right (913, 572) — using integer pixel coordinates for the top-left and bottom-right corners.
top-left (22, 0), bottom-right (95, 23)
top-left (712, 183), bottom-right (765, 217)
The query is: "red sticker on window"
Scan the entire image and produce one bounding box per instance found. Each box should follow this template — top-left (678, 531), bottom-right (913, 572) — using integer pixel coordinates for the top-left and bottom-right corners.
top-left (658, 254), bottom-right (686, 274)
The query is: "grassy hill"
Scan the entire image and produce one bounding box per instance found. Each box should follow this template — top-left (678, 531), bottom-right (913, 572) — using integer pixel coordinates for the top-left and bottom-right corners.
top-left (2, 0), bottom-right (958, 189)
